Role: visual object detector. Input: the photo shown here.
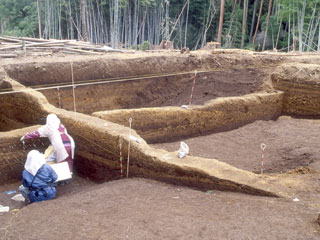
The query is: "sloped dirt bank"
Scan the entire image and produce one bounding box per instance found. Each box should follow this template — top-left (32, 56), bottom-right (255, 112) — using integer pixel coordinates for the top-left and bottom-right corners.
top-left (152, 116), bottom-right (320, 174)
top-left (93, 92), bottom-right (283, 143)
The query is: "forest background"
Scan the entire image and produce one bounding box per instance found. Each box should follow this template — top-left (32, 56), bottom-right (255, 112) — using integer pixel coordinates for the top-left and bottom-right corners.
top-left (0, 0), bottom-right (319, 52)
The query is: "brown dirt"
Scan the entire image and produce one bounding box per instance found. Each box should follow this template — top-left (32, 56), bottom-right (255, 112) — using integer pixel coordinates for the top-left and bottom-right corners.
top-left (0, 177), bottom-right (319, 240)
top-left (1, 50), bottom-right (320, 239)
top-left (152, 116), bottom-right (320, 174)
top-left (2, 51), bottom-right (274, 115)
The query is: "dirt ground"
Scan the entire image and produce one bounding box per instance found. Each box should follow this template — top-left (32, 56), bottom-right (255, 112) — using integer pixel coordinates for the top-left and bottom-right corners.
top-left (152, 116), bottom-right (320, 174)
top-left (0, 177), bottom-right (319, 240)
top-left (1, 50), bottom-right (320, 239)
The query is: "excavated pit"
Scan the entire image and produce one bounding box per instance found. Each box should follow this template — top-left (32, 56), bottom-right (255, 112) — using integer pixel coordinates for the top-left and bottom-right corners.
top-left (3, 57), bottom-right (268, 115)
top-left (1, 51), bottom-right (320, 198)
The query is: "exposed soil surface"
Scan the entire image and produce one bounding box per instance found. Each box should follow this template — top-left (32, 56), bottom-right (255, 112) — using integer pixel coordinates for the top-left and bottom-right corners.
top-left (1, 51), bottom-right (320, 239)
top-left (0, 178), bottom-right (319, 240)
top-left (152, 116), bottom-right (320, 174)
top-left (2, 51), bottom-right (272, 115)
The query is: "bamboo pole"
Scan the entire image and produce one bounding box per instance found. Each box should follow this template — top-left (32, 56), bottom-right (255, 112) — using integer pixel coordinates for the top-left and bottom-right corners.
top-left (217, 0), bottom-right (225, 44)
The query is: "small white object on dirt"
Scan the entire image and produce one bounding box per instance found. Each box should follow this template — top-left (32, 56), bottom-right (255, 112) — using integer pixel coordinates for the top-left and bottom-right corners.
top-left (178, 142), bottom-right (189, 158)
top-left (260, 143), bottom-right (267, 151)
top-left (0, 205), bottom-right (9, 212)
top-left (293, 197), bottom-right (300, 202)
top-left (11, 194), bottom-right (25, 202)
top-left (129, 135), bottom-right (142, 143)
top-left (181, 105), bottom-right (189, 109)
top-left (163, 154), bottom-right (172, 161)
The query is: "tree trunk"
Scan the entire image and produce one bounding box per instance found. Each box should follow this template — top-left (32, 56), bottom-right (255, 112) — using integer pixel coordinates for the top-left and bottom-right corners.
top-left (81, 0), bottom-right (88, 41)
top-left (262, 0), bottom-right (273, 51)
top-left (275, 17), bottom-right (282, 49)
top-left (249, 0), bottom-right (258, 39)
top-left (288, 7), bottom-right (291, 51)
top-left (114, 0), bottom-right (119, 48)
top-left (165, 0), bottom-right (170, 40)
top-left (168, 0), bottom-right (189, 41)
top-left (184, 0), bottom-right (190, 48)
top-left (37, 0), bottom-right (42, 38)
top-left (297, 0), bottom-right (306, 52)
top-left (241, 0), bottom-right (248, 48)
top-left (226, 0), bottom-right (238, 48)
top-left (217, 0), bottom-right (225, 44)
top-left (318, 23), bottom-right (320, 51)
top-left (252, 0), bottom-right (263, 49)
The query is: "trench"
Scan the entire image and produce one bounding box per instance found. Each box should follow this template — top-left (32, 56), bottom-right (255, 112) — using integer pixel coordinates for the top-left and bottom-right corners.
top-left (3, 60), bottom-right (266, 115)
top-left (1, 54), bottom-right (319, 198)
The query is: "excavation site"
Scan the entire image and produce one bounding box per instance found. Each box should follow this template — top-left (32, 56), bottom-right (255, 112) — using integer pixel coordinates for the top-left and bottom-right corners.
top-left (1, 50), bottom-right (320, 239)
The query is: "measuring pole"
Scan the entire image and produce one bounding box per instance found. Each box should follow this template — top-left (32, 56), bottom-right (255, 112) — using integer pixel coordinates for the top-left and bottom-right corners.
top-left (127, 118), bottom-right (132, 178)
top-left (260, 143), bottom-right (266, 174)
top-left (188, 70), bottom-right (198, 106)
top-left (70, 62), bottom-right (77, 114)
top-left (57, 87), bottom-right (62, 108)
top-left (119, 140), bottom-right (123, 178)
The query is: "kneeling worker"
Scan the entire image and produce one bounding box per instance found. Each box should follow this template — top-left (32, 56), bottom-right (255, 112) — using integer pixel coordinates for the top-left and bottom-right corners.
top-left (19, 150), bottom-right (58, 204)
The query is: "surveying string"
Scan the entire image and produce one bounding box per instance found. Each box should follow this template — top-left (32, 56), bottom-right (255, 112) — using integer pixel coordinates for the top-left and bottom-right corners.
top-left (188, 70), bottom-right (198, 106)
top-left (127, 118), bottom-right (133, 178)
top-left (0, 64), bottom-right (278, 96)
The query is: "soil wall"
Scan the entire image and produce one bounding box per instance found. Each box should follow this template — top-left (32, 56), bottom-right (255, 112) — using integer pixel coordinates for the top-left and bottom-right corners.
top-left (0, 77), bottom-right (49, 131)
top-left (0, 126), bottom-right (49, 184)
top-left (3, 54), bottom-right (264, 86)
top-left (3, 54), bottom-right (272, 114)
top-left (93, 92), bottom-right (284, 143)
top-left (272, 64), bottom-right (320, 117)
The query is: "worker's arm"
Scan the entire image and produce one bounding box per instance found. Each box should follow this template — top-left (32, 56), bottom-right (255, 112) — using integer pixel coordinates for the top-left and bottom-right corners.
top-left (23, 130), bottom-right (40, 140)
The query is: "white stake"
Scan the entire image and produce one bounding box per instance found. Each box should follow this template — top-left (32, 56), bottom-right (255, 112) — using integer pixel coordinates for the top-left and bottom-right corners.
top-left (127, 118), bottom-right (132, 178)
top-left (57, 87), bottom-right (62, 108)
top-left (260, 143), bottom-right (267, 174)
top-left (70, 62), bottom-right (77, 114)
top-left (119, 139), bottom-right (123, 178)
top-left (188, 70), bottom-right (198, 107)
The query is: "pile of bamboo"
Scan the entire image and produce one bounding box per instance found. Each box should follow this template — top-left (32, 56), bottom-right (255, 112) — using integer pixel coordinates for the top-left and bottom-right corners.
top-left (0, 36), bottom-right (125, 58)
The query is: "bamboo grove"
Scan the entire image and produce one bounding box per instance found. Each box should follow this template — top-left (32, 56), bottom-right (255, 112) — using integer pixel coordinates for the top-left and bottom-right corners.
top-left (0, 0), bottom-right (320, 51)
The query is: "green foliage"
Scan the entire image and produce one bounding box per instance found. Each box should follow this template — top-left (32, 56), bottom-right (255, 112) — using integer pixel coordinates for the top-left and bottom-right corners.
top-left (0, 0), bottom-right (319, 51)
top-left (0, 0), bottom-right (38, 37)
top-left (140, 41), bottom-right (150, 50)
top-left (222, 1), bottom-right (243, 48)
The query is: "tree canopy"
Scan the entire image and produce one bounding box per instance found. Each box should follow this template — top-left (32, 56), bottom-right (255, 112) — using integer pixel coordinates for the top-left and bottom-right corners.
top-left (0, 0), bottom-right (319, 51)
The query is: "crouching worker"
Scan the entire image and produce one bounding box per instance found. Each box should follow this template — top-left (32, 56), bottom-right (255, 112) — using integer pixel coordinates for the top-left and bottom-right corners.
top-left (19, 150), bottom-right (58, 204)
top-left (20, 113), bottom-right (75, 174)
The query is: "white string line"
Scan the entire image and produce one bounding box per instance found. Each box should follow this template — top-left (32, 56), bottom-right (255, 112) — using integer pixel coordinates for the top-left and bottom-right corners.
top-left (0, 65), bottom-right (276, 96)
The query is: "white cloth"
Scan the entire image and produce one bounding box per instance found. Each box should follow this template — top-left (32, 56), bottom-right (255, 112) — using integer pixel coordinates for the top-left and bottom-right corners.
top-left (24, 150), bottom-right (46, 176)
top-left (38, 114), bottom-right (69, 162)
